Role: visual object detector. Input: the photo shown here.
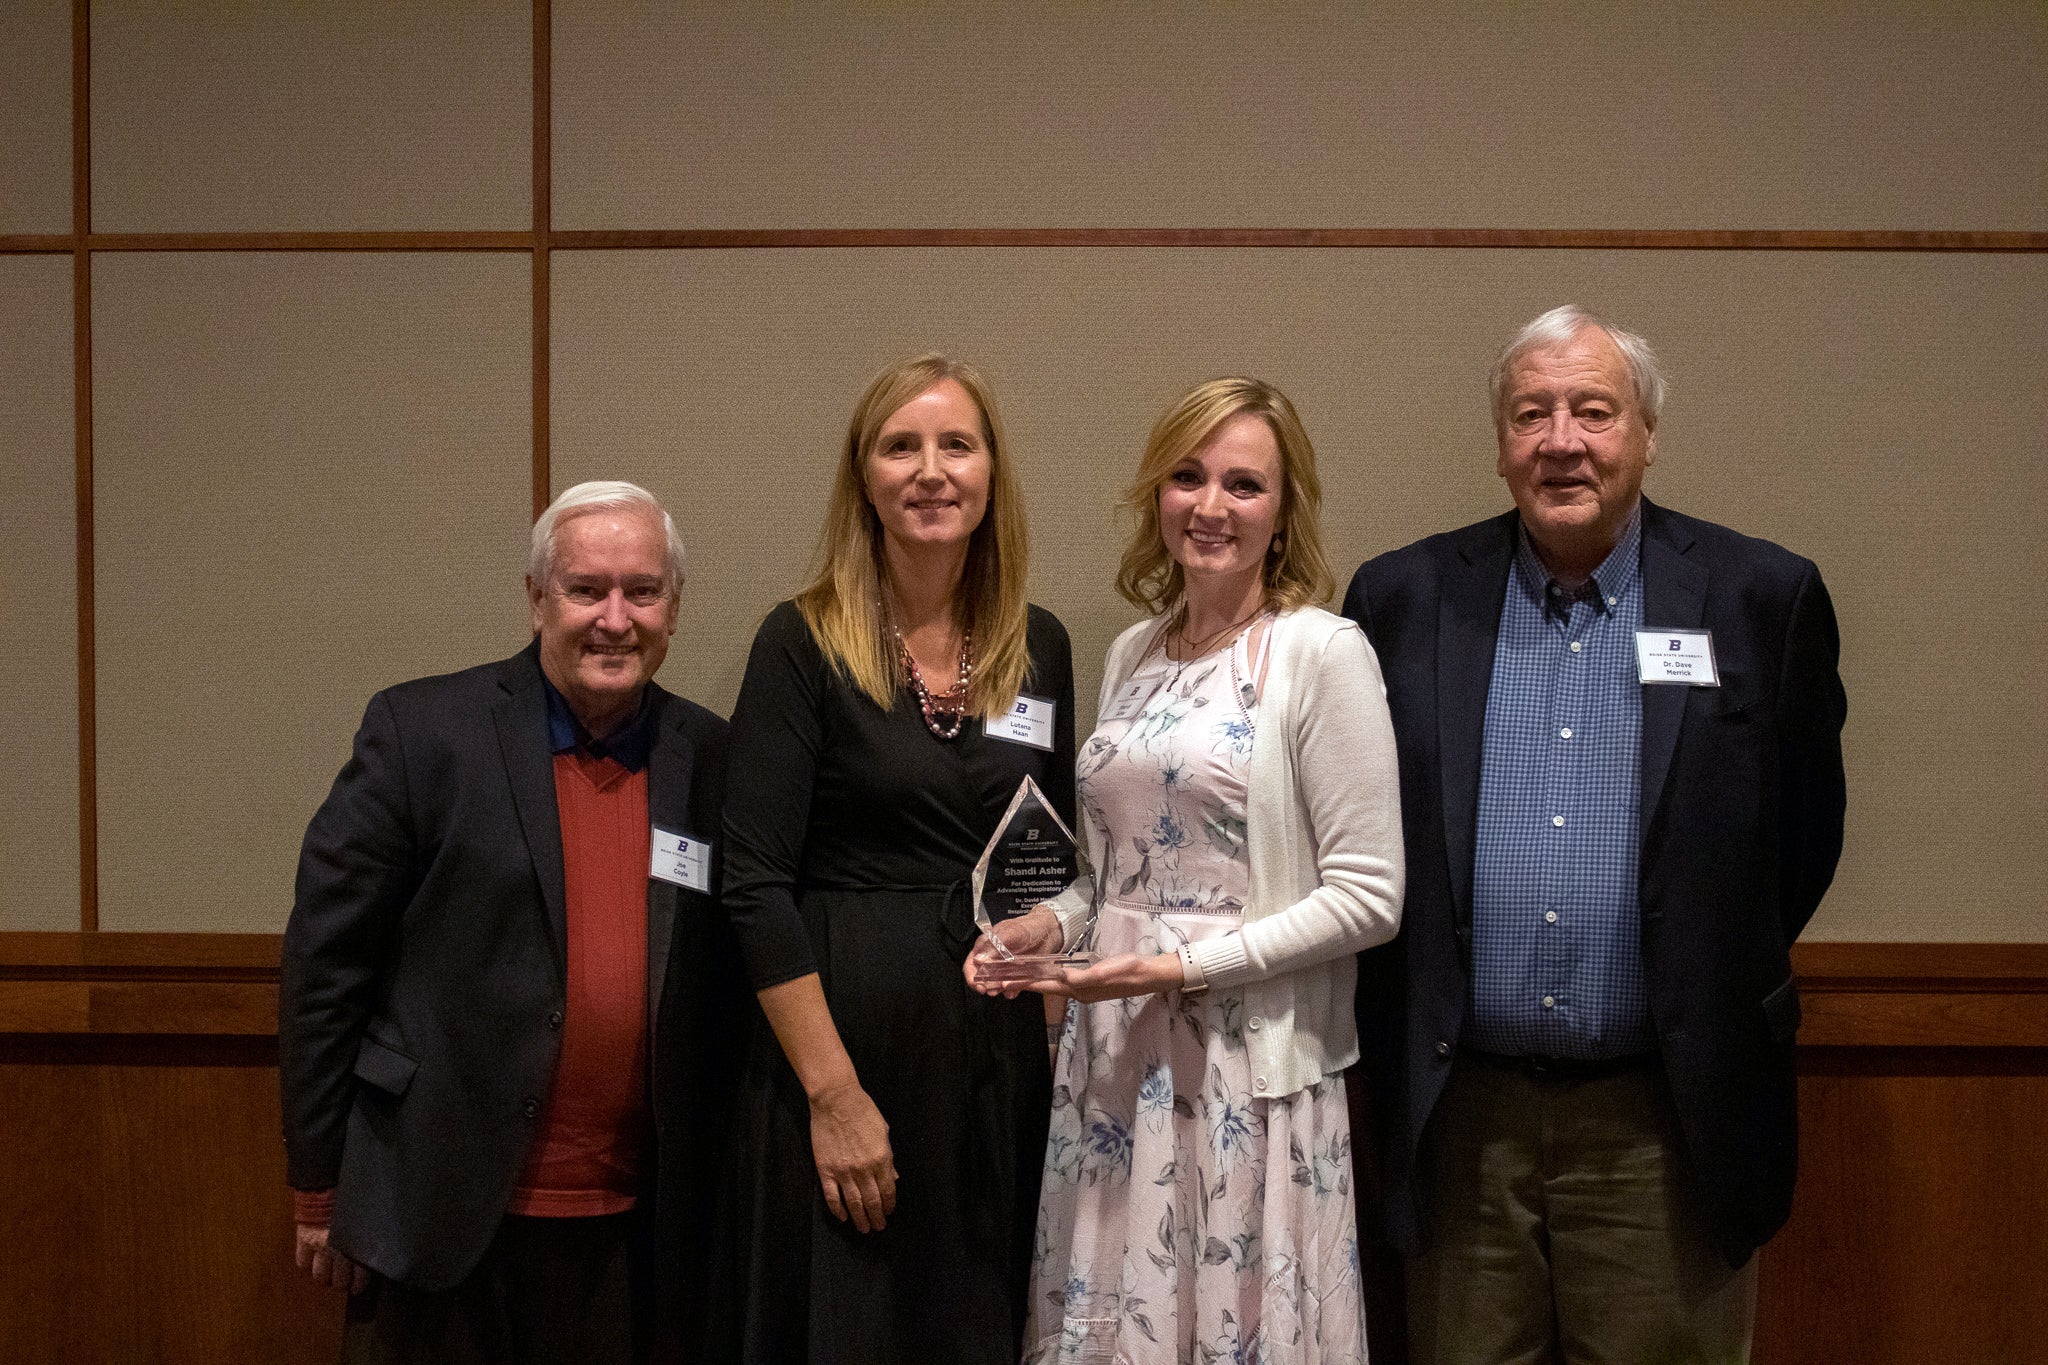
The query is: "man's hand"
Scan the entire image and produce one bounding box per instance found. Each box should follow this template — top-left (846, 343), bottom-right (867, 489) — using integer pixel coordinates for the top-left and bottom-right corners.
top-left (295, 1222), bottom-right (373, 1294)
top-left (808, 1080), bottom-right (898, 1234)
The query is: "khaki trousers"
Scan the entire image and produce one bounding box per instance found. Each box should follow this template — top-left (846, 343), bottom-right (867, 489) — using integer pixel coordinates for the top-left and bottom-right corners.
top-left (1406, 1052), bottom-right (1756, 1365)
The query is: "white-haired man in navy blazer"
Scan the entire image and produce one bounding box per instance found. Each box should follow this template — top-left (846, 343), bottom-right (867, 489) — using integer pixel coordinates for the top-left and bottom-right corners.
top-left (1346, 306), bottom-right (1846, 1363)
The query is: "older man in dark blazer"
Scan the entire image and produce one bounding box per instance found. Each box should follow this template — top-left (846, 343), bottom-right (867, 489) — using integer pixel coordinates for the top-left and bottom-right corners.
top-left (1345, 306), bottom-right (1846, 1363)
top-left (280, 481), bottom-right (739, 1363)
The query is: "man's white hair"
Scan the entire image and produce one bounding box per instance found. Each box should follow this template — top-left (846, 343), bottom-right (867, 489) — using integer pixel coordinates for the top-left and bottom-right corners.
top-left (1488, 304), bottom-right (1668, 429)
top-left (528, 481), bottom-right (686, 589)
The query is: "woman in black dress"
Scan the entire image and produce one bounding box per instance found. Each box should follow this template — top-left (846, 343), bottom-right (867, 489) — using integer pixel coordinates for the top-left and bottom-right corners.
top-left (711, 354), bottom-right (1076, 1363)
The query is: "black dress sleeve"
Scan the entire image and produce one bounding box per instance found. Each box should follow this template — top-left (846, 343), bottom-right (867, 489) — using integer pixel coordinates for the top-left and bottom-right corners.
top-left (721, 602), bottom-right (829, 990)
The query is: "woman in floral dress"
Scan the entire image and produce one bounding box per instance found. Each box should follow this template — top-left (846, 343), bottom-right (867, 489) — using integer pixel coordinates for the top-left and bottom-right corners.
top-left (968, 377), bottom-right (1405, 1364)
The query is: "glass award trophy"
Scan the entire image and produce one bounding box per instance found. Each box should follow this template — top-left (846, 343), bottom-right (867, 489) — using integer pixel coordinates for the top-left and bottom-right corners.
top-left (971, 776), bottom-right (1096, 984)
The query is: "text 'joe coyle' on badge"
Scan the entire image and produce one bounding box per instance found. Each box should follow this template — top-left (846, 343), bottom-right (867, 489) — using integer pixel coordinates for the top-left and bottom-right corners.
top-left (649, 827), bottom-right (711, 892)
top-left (983, 694), bottom-right (1055, 750)
top-left (1635, 629), bottom-right (1721, 686)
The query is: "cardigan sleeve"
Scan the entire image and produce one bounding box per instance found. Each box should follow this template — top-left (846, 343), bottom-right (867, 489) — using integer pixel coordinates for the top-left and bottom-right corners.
top-left (1189, 622), bottom-right (1406, 989)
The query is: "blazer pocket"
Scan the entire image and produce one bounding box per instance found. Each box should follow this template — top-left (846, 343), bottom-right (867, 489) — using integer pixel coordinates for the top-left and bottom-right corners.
top-left (1715, 688), bottom-right (1758, 721)
top-left (352, 1035), bottom-right (419, 1098)
top-left (1761, 976), bottom-right (1802, 1046)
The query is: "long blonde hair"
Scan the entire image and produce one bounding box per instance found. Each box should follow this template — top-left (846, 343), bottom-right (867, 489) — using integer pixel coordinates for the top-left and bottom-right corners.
top-left (794, 353), bottom-right (1032, 719)
top-left (1115, 376), bottom-right (1335, 616)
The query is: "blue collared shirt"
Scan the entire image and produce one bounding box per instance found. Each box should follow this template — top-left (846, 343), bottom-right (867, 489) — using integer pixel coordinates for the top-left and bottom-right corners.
top-left (542, 676), bottom-right (656, 774)
top-left (1466, 503), bottom-right (1652, 1059)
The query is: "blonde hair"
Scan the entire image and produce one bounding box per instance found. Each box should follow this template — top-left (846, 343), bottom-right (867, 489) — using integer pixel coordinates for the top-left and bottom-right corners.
top-left (1115, 377), bottom-right (1335, 616)
top-left (794, 353), bottom-right (1032, 719)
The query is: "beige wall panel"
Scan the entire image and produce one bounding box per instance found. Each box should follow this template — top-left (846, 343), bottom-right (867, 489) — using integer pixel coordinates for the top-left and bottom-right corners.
top-left (0, 0), bottom-right (71, 233)
top-left (553, 247), bottom-right (2045, 943)
top-left (92, 2), bottom-right (528, 232)
top-left (0, 256), bottom-right (78, 930)
top-left (93, 253), bottom-right (530, 933)
top-left (554, 2), bottom-right (2046, 231)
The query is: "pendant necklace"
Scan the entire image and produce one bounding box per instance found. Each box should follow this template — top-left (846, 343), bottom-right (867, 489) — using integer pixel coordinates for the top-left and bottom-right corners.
top-left (1170, 600), bottom-right (1265, 684)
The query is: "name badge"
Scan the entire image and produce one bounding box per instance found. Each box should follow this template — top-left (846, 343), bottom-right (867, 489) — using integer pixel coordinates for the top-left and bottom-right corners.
top-left (984, 694), bottom-right (1055, 751)
top-left (649, 827), bottom-right (712, 892)
top-left (1635, 629), bottom-right (1721, 686)
top-left (1100, 677), bottom-right (1160, 725)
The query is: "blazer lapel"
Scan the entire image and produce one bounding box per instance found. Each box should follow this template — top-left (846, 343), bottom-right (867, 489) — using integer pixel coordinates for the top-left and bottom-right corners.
top-left (644, 691), bottom-right (695, 1026)
top-left (1638, 502), bottom-right (1706, 841)
top-left (492, 644), bottom-right (569, 976)
top-left (1438, 514), bottom-right (1516, 948)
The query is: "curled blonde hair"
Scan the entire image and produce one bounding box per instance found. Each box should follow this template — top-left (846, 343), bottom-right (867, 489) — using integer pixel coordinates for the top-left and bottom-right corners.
top-left (794, 353), bottom-right (1032, 719)
top-left (1115, 377), bottom-right (1335, 617)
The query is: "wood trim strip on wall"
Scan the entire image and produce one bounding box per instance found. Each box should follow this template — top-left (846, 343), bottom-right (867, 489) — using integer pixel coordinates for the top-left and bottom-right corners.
top-left (531, 0), bottom-right (552, 519)
top-left (0, 936), bottom-right (2041, 1041)
top-left (72, 0), bottom-right (95, 934)
top-left (548, 228), bottom-right (2048, 252)
top-left (12, 230), bottom-right (2045, 256)
top-left (81, 232), bottom-right (535, 252)
top-left (1795, 942), bottom-right (2048, 1048)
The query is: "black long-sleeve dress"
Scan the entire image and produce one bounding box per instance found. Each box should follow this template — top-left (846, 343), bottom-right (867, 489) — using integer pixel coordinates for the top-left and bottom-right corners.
top-left (708, 600), bottom-right (1077, 1364)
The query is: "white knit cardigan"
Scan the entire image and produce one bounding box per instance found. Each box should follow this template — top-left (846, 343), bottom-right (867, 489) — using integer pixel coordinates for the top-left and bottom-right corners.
top-left (1045, 605), bottom-right (1405, 1099)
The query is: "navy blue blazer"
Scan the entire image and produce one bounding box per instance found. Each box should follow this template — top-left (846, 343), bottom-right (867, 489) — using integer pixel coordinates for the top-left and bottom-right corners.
top-left (1344, 498), bottom-right (1846, 1266)
top-left (279, 639), bottom-right (740, 1297)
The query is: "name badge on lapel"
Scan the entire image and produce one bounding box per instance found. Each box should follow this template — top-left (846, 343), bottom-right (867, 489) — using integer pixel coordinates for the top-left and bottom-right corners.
top-left (650, 827), bottom-right (712, 893)
top-left (984, 694), bottom-right (1055, 751)
top-left (1634, 629), bottom-right (1721, 686)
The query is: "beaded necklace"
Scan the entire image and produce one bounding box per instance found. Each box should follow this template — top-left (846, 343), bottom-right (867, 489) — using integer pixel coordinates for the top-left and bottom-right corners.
top-left (895, 627), bottom-right (975, 740)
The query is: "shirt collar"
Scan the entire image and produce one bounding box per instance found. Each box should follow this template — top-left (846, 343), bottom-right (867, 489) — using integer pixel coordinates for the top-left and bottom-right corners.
top-left (1513, 499), bottom-right (1644, 618)
top-left (541, 674), bottom-right (657, 773)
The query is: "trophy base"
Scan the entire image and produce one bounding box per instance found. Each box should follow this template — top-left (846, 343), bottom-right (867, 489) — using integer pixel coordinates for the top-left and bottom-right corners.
top-left (973, 951), bottom-right (1098, 985)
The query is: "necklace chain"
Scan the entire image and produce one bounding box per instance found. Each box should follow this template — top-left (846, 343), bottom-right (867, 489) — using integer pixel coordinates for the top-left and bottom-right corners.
top-left (1169, 600), bottom-right (1266, 680)
top-left (896, 626), bottom-right (974, 740)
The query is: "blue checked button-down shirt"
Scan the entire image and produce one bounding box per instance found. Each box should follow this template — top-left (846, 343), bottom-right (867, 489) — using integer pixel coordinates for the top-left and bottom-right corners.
top-left (1466, 503), bottom-right (1653, 1059)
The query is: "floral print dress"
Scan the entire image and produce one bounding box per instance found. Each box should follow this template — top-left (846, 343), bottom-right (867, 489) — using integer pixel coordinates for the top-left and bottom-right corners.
top-left (1026, 623), bottom-right (1367, 1365)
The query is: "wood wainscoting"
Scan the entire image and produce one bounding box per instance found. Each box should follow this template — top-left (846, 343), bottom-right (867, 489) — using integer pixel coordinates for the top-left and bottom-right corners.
top-left (1, 936), bottom-right (2043, 1364)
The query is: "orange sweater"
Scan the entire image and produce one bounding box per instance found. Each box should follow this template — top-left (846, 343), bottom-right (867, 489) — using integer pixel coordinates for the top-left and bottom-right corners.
top-left (508, 749), bottom-right (651, 1216)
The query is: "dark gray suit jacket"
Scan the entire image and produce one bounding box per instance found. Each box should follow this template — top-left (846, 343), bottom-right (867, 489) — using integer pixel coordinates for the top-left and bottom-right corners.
top-left (279, 640), bottom-right (740, 1295)
top-left (1344, 499), bottom-right (1847, 1266)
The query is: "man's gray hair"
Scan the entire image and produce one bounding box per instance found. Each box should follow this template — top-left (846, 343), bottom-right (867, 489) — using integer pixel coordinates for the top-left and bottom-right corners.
top-left (1488, 304), bottom-right (1668, 429)
top-left (528, 481), bottom-right (686, 589)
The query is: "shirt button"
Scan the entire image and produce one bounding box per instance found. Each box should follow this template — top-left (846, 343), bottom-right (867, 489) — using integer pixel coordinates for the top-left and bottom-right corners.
top-left (1436, 1041), bottom-right (1451, 1057)
top-left (1542, 995), bottom-right (1556, 1009)
top-left (1559, 727), bottom-right (1573, 739)
top-left (1607, 596), bottom-right (1617, 606)
top-left (1247, 1017), bottom-right (1262, 1032)
top-left (1570, 641), bottom-right (1583, 653)
top-left (1254, 1075), bottom-right (1269, 1091)
top-left (522, 1098), bottom-right (541, 1119)
top-left (1552, 814), bottom-right (1566, 827)
top-left (547, 1009), bottom-right (564, 1030)
top-left (1545, 910), bottom-right (1559, 924)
